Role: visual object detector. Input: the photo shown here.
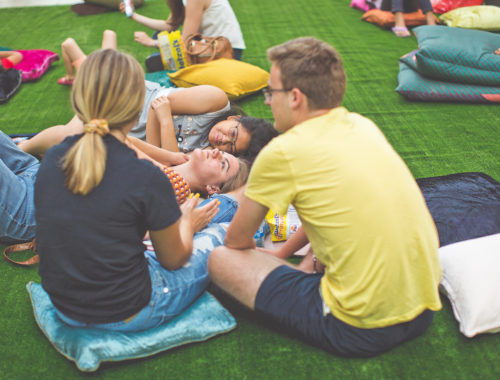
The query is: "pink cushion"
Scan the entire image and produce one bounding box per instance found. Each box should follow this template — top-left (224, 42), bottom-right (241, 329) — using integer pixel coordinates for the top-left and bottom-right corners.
top-left (13, 50), bottom-right (59, 82)
top-left (351, 0), bottom-right (371, 11)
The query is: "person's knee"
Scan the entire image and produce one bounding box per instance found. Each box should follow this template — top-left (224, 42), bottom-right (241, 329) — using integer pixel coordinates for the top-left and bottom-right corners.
top-left (103, 30), bottom-right (116, 40)
top-left (62, 38), bottom-right (75, 50)
top-left (208, 246), bottom-right (226, 277)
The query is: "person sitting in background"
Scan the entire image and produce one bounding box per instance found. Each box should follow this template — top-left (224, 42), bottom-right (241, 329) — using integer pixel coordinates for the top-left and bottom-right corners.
top-left (56, 29), bottom-right (116, 86)
top-left (121, 0), bottom-right (246, 60)
top-left (382, 0), bottom-right (436, 37)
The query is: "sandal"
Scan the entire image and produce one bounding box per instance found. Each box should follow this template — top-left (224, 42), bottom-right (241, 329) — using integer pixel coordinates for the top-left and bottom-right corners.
top-left (57, 76), bottom-right (74, 86)
top-left (392, 26), bottom-right (411, 38)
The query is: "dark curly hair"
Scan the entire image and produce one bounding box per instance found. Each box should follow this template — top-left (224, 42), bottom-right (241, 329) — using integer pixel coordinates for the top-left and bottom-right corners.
top-left (237, 116), bottom-right (278, 165)
top-left (206, 106), bottom-right (278, 165)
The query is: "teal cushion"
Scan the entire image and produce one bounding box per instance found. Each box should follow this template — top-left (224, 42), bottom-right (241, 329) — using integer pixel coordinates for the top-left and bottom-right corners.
top-left (411, 25), bottom-right (500, 86)
top-left (145, 70), bottom-right (176, 88)
top-left (396, 55), bottom-right (500, 103)
top-left (27, 282), bottom-right (236, 372)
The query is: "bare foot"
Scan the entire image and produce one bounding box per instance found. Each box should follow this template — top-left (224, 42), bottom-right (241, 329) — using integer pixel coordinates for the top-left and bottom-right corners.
top-left (134, 31), bottom-right (157, 48)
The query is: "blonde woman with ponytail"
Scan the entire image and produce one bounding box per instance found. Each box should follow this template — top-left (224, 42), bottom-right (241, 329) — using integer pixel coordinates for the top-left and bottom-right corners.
top-left (34, 49), bottom-right (225, 332)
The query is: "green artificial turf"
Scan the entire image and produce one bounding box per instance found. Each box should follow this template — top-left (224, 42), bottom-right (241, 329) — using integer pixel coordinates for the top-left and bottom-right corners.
top-left (1, 0), bottom-right (499, 378)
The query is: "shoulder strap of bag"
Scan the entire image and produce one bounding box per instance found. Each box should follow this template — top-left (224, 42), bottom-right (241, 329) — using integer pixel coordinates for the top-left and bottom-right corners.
top-left (2, 240), bottom-right (39, 266)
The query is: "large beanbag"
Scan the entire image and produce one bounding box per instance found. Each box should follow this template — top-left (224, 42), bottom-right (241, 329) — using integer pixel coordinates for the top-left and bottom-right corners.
top-left (411, 26), bottom-right (500, 86)
top-left (396, 56), bottom-right (500, 103)
top-left (13, 50), bottom-right (59, 82)
top-left (440, 5), bottom-right (500, 31)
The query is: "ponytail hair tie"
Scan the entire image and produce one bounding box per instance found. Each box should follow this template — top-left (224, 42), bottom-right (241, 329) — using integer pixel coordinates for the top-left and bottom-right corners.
top-left (84, 119), bottom-right (109, 136)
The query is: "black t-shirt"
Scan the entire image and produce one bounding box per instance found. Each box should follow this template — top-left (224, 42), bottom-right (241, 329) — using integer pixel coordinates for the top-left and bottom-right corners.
top-left (35, 134), bottom-right (181, 324)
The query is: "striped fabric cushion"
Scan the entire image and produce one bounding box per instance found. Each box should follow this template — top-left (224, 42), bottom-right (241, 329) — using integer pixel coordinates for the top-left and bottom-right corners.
top-left (396, 57), bottom-right (500, 103)
top-left (411, 25), bottom-right (500, 86)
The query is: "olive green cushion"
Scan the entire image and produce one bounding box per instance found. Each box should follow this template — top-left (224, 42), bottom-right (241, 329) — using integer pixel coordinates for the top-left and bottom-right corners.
top-left (440, 5), bottom-right (500, 31)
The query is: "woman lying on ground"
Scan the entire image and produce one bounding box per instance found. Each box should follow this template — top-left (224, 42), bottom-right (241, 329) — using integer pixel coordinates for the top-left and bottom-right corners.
top-left (30, 48), bottom-right (248, 332)
top-left (45, 30), bottom-right (276, 162)
top-left (0, 128), bottom-right (248, 244)
top-left (135, 84), bottom-right (277, 164)
top-left (0, 76), bottom-right (249, 246)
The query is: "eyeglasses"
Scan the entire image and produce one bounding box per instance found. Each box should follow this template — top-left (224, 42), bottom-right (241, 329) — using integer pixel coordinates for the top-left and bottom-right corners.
top-left (262, 86), bottom-right (292, 102)
top-left (228, 121), bottom-right (240, 154)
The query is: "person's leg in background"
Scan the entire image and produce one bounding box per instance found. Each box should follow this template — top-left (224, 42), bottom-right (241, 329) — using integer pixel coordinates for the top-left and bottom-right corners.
top-left (0, 131), bottom-right (39, 243)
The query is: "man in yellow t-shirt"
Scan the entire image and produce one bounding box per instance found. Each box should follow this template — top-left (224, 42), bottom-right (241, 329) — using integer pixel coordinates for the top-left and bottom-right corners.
top-left (208, 37), bottom-right (442, 357)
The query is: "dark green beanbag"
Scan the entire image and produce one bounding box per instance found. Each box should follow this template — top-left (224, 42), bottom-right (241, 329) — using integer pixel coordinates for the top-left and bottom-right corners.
top-left (397, 52), bottom-right (500, 103)
top-left (411, 25), bottom-right (500, 86)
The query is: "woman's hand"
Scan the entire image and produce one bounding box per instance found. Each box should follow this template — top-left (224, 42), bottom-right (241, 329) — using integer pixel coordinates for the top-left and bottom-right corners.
top-left (169, 151), bottom-right (190, 166)
top-left (152, 96), bottom-right (172, 117)
top-left (180, 196), bottom-right (219, 232)
top-left (119, 1), bottom-right (135, 15)
top-left (134, 31), bottom-right (157, 48)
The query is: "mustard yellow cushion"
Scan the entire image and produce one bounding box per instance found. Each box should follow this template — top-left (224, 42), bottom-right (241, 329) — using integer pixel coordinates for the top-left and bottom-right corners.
top-left (168, 59), bottom-right (269, 100)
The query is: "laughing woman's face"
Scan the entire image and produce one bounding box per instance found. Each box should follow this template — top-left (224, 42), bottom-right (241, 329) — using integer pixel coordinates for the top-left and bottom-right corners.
top-left (208, 117), bottom-right (251, 154)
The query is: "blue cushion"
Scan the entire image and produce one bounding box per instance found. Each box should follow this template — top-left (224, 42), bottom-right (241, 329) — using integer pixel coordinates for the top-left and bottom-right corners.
top-left (27, 281), bottom-right (236, 372)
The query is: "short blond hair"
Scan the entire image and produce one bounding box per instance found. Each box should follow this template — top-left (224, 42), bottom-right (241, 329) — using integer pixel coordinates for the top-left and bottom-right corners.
top-left (267, 37), bottom-right (346, 110)
top-left (219, 158), bottom-right (249, 194)
top-left (63, 49), bottom-right (145, 195)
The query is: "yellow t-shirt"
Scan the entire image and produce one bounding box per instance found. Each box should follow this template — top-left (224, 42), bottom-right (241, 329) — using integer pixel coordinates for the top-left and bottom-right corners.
top-left (246, 107), bottom-right (442, 329)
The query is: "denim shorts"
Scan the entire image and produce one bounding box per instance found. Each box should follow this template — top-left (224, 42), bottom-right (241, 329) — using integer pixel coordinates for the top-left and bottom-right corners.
top-left (55, 223), bottom-right (227, 332)
top-left (254, 265), bottom-right (434, 357)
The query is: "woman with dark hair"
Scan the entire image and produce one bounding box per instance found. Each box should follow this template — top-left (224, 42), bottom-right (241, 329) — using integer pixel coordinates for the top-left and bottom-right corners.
top-left (21, 83), bottom-right (277, 165)
top-left (137, 84), bottom-right (278, 163)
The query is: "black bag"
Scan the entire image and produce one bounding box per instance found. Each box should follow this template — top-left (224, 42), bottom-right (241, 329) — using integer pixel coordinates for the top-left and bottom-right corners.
top-left (0, 68), bottom-right (22, 104)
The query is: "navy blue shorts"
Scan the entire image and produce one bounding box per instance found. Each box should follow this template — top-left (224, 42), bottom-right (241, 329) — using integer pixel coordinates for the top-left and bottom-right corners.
top-left (254, 265), bottom-right (434, 357)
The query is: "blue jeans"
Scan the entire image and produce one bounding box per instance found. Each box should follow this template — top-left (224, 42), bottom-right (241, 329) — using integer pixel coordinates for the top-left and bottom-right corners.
top-left (55, 223), bottom-right (227, 332)
top-left (200, 193), bottom-right (239, 224)
top-left (0, 131), bottom-right (39, 243)
top-left (382, 0), bottom-right (433, 13)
